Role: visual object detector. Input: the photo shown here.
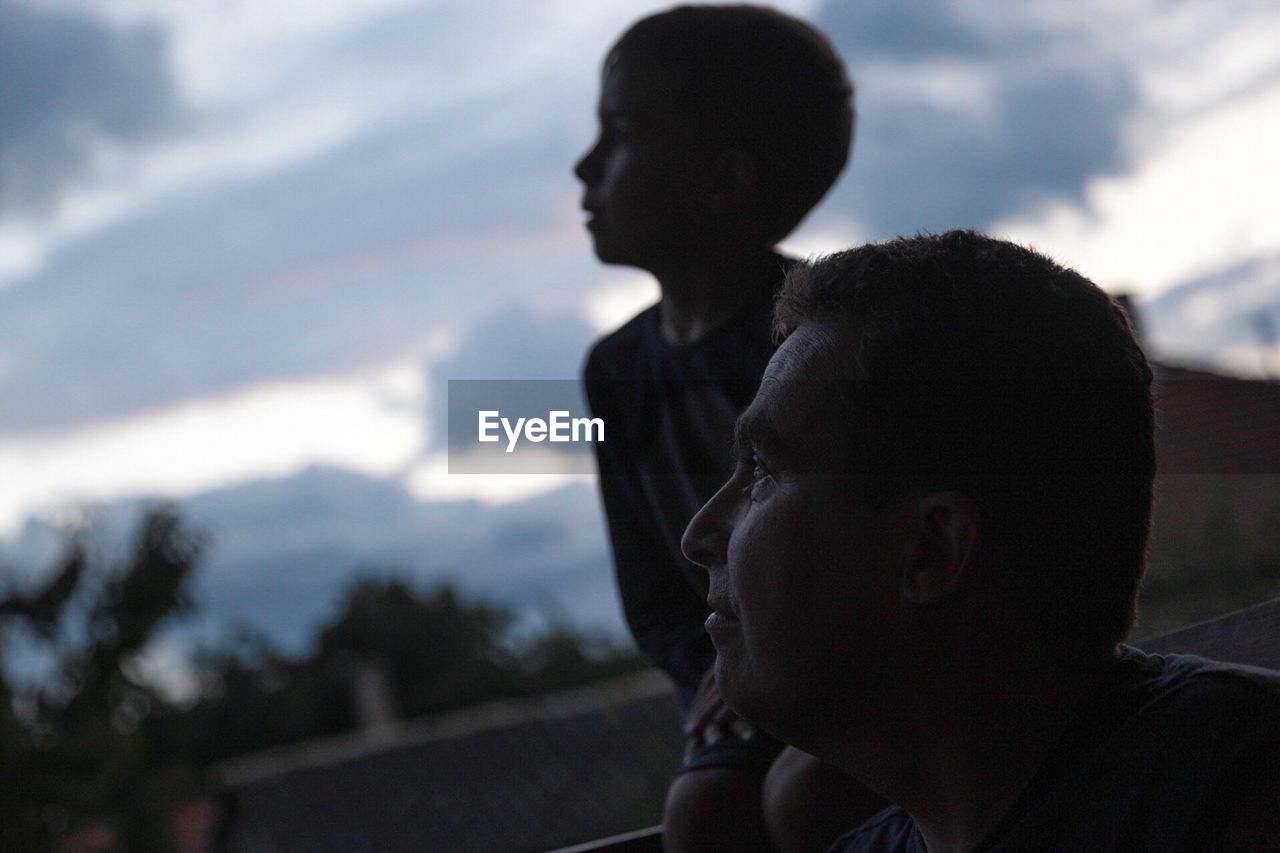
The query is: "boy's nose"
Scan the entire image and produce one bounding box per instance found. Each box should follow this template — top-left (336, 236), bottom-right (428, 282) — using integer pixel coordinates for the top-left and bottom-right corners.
top-left (682, 482), bottom-right (734, 569)
top-left (574, 141), bottom-right (600, 184)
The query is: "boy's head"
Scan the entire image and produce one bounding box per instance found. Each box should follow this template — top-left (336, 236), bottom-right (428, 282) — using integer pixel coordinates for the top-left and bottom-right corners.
top-left (575, 5), bottom-right (853, 268)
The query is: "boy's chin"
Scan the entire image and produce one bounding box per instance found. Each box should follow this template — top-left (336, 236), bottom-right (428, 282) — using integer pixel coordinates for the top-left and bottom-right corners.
top-left (587, 230), bottom-right (671, 272)
top-left (590, 240), bottom-right (643, 268)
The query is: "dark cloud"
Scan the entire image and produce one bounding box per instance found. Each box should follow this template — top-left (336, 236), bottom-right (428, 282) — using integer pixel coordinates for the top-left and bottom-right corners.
top-left (0, 0), bottom-right (1137, 439)
top-left (1142, 251), bottom-right (1280, 369)
top-left (183, 467), bottom-right (615, 652)
top-left (0, 1), bottom-right (175, 214)
top-left (0, 90), bottom-right (594, 435)
top-left (0, 465), bottom-right (620, 654)
top-left (427, 306), bottom-right (599, 453)
top-left (432, 306), bottom-right (594, 380)
top-left (821, 0), bottom-right (986, 59)
top-left (816, 0), bottom-right (1136, 235)
top-left (0, 2), bottom-right (598, 436)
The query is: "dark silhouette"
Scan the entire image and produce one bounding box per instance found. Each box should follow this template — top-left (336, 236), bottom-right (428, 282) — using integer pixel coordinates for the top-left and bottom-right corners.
top-left (167, 577), bottom-right (644, 766)
top-left (682, 231), bottom-right (1280, 852)
top-left (0, 507), bottom-right (203, 852)
top-left (0, 510), bottom-right (644, 850)
top-left (576, 5), bottom-right (878, 850)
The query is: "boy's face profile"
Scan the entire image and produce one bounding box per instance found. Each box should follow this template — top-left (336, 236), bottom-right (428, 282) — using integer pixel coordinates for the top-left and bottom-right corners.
top-left (574, 61), bottom-right (715, 270)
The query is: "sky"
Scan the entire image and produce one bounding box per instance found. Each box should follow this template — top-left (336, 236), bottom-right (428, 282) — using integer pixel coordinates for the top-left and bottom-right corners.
top-left (2, 0), bottom-right (1280, 668)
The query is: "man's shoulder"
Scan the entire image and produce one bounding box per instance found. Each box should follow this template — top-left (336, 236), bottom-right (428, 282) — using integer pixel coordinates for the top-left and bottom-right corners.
top-left (1034, 647), bottom-right (1280, 851)
top-left (1117, 646), bottom-right (1280, 716)
top-left (826, 805), bottom-right (919, 853)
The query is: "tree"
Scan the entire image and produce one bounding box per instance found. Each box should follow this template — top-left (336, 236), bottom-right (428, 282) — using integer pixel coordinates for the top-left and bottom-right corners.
top-left (0, 507), bottom-right (203, 852)
top-left (1, 511), bottom-right (645, 849)
top-left (167, 577), bottom-right (644, 764)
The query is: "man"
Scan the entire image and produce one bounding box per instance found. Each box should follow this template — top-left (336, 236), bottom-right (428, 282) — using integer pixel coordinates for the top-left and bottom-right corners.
top-left (682, 231), bottom-right (1280, 852)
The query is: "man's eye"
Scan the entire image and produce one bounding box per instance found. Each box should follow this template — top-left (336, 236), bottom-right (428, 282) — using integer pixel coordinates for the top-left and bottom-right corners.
top-left (742, 455), bottom-right (775, 501)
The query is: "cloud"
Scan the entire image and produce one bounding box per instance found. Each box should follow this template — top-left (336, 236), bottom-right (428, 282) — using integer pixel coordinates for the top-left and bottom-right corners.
top-left (425, 306), bottom-right (600, 455)
top-left (1141, 250), bottom-right (1280, 376)
top-left (0, 364), bottom-right (426, 537)
top-left (0, 1), bottom-right (176, 214)
top-left (820, 0), bottom-right (986, 60)
top-left (430, 307), bottom-right (597, 382)
top-left (0, 0), bottom-right (614, 437)
top-left (198, 471), bottom-right (615, 651)
top-left (996, 77), bottom-right (1280, 298)
top-left (0, 102), bottom-right (596, 436)
top-left (0, 465), bottom-right (620, 654)
top-left (815, 0), bottom-right (1137, 236)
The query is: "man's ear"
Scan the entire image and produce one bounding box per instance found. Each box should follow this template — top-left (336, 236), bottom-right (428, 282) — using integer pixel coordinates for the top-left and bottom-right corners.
top-left (703, 148), bottom-right (759, 214)
top-left (895, 492), bottom-right (982, 605)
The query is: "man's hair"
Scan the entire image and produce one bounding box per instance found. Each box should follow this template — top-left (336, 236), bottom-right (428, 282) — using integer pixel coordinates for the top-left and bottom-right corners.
top-left (607, 5), bottom-right (854, 244)
top-left (774, 231), bottom-right (1155, 667)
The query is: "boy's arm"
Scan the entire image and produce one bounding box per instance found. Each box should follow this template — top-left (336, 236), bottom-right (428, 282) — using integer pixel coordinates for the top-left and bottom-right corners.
top-left (586, 360), bottom-right (714, 707)
top-left (591, 415), bottom-right (715, 704)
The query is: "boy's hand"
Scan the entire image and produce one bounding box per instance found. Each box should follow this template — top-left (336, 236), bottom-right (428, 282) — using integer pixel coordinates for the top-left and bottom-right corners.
top-left (683, 668), bottom-right (756, 760)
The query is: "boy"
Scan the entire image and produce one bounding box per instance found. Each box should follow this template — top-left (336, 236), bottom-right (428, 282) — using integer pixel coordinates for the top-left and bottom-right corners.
top-left (576, 6), bottom-right (880, 850)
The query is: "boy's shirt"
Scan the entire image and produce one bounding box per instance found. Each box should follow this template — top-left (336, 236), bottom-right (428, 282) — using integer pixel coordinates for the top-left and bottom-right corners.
top-left (584, 265), bottom-right (786, 709)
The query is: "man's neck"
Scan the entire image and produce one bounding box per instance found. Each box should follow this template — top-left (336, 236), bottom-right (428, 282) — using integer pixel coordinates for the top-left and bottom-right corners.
top-left (651, 247), bottom-right (783, 346)
top-left (831, 660), bottom-right (1112, 853)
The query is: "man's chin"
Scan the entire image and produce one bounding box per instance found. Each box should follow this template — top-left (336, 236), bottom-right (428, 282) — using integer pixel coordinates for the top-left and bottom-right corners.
top-left (713, 657), bottom-right (749, 714)
top-left (714, 659), bottom-right (792, 739)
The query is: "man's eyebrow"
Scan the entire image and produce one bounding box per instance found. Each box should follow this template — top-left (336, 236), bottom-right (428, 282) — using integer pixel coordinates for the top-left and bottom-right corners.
top-left (731, 414), bottom-right (751, 461)
top-left (732, 406), bottom-right (783, 461)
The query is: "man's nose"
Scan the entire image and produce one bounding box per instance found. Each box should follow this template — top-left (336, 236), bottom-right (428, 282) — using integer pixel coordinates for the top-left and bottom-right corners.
top-left (682, 481), bottom-right (734, 569)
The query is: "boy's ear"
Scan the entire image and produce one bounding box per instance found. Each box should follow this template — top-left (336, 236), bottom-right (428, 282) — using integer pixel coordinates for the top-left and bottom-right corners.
top-left (893, 492), bottom-right (982, 606)
top-left (702, 148), bottom-right (759, 214)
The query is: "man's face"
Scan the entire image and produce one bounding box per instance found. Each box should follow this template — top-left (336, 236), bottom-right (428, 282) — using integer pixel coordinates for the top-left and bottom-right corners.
top-left (573, 61), bottom-right (712, 270)
top-left (681, 322), bottom-right (902, 743)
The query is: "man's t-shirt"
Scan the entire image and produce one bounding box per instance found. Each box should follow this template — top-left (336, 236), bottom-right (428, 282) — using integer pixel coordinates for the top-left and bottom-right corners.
top-left (829, 646), bottom-right (1280, 852)
top-left (583, 274), bottom-right (782, 709)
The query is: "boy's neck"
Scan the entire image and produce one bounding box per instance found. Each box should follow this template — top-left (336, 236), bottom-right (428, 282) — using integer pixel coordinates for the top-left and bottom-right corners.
top-left (652, 247), bottom-right (783, 346)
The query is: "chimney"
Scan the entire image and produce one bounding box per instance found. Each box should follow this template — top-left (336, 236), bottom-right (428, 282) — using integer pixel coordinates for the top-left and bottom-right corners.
top-left (352, 658), bottom-right (399, 732)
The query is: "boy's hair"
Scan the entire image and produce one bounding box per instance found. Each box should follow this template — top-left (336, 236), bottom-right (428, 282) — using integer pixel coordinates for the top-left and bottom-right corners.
top-left (607, 5), bottom-right (854, 244)
top-left (774, 231), bottom-right (1156, 668)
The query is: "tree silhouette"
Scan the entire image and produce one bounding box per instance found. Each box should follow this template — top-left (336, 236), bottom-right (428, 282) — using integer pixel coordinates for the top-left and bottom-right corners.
top-left (165, 577), bottom-right (643, 765)
top-left (1, 510), bottom-right (645, 849)
top-left (0, 506), bottom-right (203, 852)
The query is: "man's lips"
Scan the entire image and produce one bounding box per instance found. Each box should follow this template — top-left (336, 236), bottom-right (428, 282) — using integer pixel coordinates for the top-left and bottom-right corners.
top-left (705, 611), bottom-right (738, 636)
top-left (706, 598), bottom-right (739, 634)
top-left (707, 597), bottom-right (737, 615)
